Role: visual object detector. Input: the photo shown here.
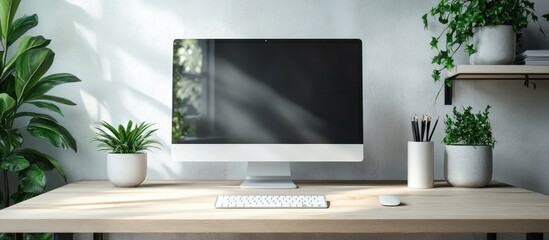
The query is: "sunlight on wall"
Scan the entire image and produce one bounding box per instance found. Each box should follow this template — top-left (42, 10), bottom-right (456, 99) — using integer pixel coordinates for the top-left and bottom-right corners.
top-left (66, 0), bottom-right (103, 20)
top-left (73, 22), bottom-right (97, 52)
top-left (114, 48), bottom-right (171, 105)
top-left (80, 89), bottom-right (112, 123)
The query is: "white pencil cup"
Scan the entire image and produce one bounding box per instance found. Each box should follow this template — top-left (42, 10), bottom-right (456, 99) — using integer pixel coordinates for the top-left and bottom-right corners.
top-left (407, 141), bottom-right (434, 189)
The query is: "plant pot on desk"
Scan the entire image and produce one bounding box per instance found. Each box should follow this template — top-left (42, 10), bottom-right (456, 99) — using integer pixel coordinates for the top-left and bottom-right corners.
top-left (107, 153), bottom-right (147, 187)
top-left (444, 145), bottom-right (492, 188)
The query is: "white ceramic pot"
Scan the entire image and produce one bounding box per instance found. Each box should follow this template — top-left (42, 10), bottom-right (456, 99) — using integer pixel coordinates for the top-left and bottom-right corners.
top-left (107, 153), bottom-right (147, 187)
top-left (444, 145), bottom-right (492, 188)
top-left (469, 25), bottom-right (516, 65)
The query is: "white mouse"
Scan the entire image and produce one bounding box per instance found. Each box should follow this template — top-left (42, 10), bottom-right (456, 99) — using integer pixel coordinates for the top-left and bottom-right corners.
top-left (378, 195), bottom-right (401, 206)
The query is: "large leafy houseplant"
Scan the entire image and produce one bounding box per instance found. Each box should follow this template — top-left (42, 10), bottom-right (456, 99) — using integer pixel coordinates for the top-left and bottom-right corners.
top-left (0, 0), bottom-right (80, 215)
top-left (423, 0), bottom-right (545, 88)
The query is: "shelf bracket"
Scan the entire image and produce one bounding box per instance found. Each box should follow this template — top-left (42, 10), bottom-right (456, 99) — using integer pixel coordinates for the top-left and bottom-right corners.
top-left (444, 81), bottom-right (452, 105)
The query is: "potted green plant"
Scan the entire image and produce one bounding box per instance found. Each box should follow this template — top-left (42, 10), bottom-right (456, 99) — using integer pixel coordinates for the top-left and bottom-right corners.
top-left (0, 1), bottom-right (81, 238)
top-left (93, 121), bottom-right (161, 187)
top-left (0, 0), bottom-right (80, 209)
top-left (423, 0), bottom-right (545, 84)
top-left (443, 106), bottom-right (495, 188)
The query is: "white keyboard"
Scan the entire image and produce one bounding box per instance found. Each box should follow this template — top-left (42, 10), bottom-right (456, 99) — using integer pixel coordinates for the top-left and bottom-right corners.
top-left (215, 195), bottom-right (328, 209)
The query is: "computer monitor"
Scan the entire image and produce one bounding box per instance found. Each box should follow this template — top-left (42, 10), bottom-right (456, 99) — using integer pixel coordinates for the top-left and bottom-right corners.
top-left (172, 39), bottom-right (363, 188)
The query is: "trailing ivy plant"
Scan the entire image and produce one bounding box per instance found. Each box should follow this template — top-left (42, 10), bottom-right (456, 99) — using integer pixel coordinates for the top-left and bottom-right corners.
top-left (423, 0), bottom-right (545, 88)
top-left (0, 0), bottom-right (80, 230)
top-left (444, 105), bottom-right (495, 147)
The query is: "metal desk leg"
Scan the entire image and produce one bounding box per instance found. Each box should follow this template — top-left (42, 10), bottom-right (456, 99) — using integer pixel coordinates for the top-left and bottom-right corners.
top-left (93, 233), bottom-right (104, 240)
top-left (526, 233), bottom-right (543, 240)
top-left (54, 233), bottom-right (73, 240)
top-left (487, 233), bottom-right (497, 240)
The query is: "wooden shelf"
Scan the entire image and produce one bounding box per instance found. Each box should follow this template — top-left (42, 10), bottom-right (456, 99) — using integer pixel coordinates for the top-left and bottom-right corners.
top-left (444, 65), bottom-right (549, 105)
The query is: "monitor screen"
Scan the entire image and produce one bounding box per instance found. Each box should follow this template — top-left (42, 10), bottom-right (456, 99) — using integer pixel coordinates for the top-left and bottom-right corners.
top-left (172, 39), bottom-right (363, 144)
top-left (172, 39), bottom-right (363, 146)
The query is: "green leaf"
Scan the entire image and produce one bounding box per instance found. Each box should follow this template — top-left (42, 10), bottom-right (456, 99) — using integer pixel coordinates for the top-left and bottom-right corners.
top-left (15, 48), bottom-right (55, 102)
top-left (422, 14), bottom-right (428, 29)
top-left (7, 14), bottom-right (38, 47)
top-left (19, 164), bottom-right (46, 194)
top-left (13, 111), bottom-right (57, 122)
top-left (0, 233), bottom-right (14, 240)
top-left (24, 233), bottom-right (53, 240)
top-left (101, 120), bottom-right (121, 139)
top-left (0, 0), bottom-right (21, 39)
top-left (544, 13), bottom-right (549, 21)
top-left (27, 101), bottom-right (63, 116)
top-left (444, 105), bottom-right (495, 147)
top-left (26, 117), bottom-right (77, 152)
top-left (25, 73), bottom-right (81, 100)
top-left (443, 57), bottom-right (455, 70)
top-left (16, 148), bottom-right (66, 182)
top-left (93, 121), bottom-right (161, 153)
top-left (29, 95), bottom-right (76, 106)
top-left (4, 36), bottom-right (51, 73)
top-left (430, 37), bottom-right (438, 50)
top-left (465, 44), bottom-right (477, 56)
top-left (0, 50), bottom-right (3, 73)
top-left (438, 16), bottom-right (448, 24)
top-left (10, 190), bottom-right (36, 204)
top-left (0, 154), bottom-right (30, 172)
top-left (432, 69), bottom-right (441, 82)
top-left (0, 128), bottom-right (23, 158)
top-left (0, 93), bottom-right (16, 119)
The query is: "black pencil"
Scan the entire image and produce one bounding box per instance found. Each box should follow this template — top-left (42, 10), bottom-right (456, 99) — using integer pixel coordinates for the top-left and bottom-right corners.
top-left (411, 118), bottom-right (418, 142)
top-left (420, 116), bottom-right (425, 142)
top-left (414, 116), bottom-right (420, 142)
top-left (426, 116), bottom-right (431, 142)
top-left (428, 117), bottom-right (439, 142)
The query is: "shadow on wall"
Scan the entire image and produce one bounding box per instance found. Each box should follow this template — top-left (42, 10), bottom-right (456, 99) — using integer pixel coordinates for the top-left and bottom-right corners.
top-left (452, 79), bottom-right (549, 194)
top-left (15, 0), bottom-right (181, 186)
top-left (44, 0), bottom-right (372, 182)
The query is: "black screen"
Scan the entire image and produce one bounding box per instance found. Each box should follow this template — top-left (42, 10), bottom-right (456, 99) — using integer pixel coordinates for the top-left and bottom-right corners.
top-left (172, 39), bottom-right (363, 144)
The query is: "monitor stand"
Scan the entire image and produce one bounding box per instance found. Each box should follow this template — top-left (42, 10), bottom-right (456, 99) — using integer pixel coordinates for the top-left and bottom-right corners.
top-left (240, 162), bottom-right (297, 189)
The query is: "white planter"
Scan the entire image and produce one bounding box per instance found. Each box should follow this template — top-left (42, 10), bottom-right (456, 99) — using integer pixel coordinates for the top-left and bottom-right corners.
top-left (407, 142), bottom-right (434, 189)
top-left (107, 153), bottom-right (147, 187)
top-left (470, 25), bottom-right (516, 65)
top-left (444, 145), bottom-right (492, 188)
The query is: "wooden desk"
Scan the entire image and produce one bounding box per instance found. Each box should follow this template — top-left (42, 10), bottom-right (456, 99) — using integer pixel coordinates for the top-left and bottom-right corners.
top-left (0, 181), bottom-right (548, 239)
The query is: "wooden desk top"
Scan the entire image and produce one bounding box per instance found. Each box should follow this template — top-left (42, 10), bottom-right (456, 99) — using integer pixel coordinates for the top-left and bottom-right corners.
top-left (0, 181), bottom-right (548, 233)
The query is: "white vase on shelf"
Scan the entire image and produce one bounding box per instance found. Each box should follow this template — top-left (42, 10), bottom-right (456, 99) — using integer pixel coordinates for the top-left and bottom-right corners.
top-left (469, 25), bottom-right (516, 65)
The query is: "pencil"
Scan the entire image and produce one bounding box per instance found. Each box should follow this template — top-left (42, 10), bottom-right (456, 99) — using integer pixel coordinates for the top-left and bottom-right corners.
top-left (411, 117), bottom-right (418, 142)
top-left (426, 116), bottom-right (431, 142)
top-left (414, 115), bottom-right (420, 142)
top-left (428, 117), bottom-right (439, 142)
top-left (420, 115), bottom-right (425, 142)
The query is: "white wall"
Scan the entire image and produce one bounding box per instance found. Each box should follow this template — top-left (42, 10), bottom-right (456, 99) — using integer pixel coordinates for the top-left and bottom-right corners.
top-left (13, 0), bottom-right (549, 239)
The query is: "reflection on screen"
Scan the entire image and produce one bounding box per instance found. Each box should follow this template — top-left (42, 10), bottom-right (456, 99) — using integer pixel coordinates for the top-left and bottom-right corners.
top-left (172, 39), bottom-right (362, 144)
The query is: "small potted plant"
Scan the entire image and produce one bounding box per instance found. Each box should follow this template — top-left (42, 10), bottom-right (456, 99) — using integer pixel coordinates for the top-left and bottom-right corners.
top-left (93, 121), bottom-right (161, 187)
top-left (423, 0), bottom-right (545, 85)
top-left (443, 106), bottom-right (495, 188)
